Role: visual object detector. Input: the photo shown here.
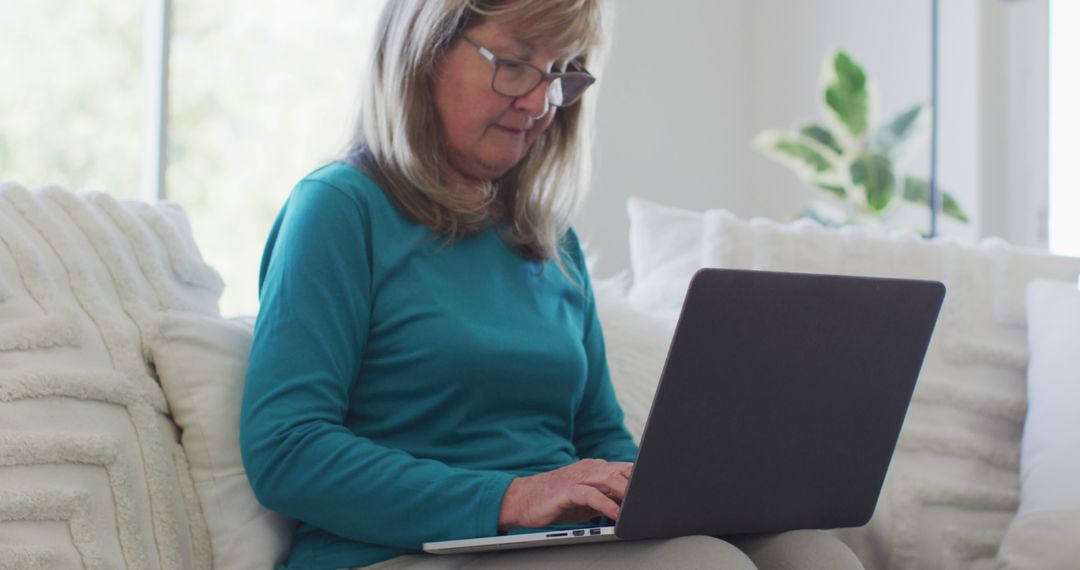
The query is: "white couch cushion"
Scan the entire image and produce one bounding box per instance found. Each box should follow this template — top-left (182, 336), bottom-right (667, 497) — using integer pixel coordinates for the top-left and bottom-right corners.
top-left (0, 182), bottom-right (218, 569)
top-left (996, 279), bottom-right (1080, 569)
top-left (626, 197), bottom-right (706, 316)
top-left (593, 275), bottom-right (676, 441)
top-left (149, 312), bottom-right (295, 570)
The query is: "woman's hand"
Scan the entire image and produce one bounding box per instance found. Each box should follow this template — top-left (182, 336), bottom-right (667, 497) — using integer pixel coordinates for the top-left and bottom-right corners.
top-left (497, 459), bottom-right (634, 531)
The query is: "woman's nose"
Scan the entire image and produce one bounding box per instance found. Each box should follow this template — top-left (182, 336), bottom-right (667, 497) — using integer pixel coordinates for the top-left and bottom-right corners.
top-left (514, 79), bottom-right (552, 119)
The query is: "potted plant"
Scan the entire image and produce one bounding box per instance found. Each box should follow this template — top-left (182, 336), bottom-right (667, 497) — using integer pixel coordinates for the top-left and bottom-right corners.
top-left (754, 50), bottom-right (968, 229)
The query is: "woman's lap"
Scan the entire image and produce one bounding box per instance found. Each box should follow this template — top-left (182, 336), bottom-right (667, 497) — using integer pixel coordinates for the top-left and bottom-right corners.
top-left (358, 531), bottom-right (863, 570)
top-left (728, 530), bottom-right (866, 570)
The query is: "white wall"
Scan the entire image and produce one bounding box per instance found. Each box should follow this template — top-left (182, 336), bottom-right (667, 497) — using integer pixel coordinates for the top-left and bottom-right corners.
top-left (578, 0), bottom-right (994, 277)
top-left (978, 0), bottom-right (1050, 248)
top-left (584, 0), bottom-right (750, 275)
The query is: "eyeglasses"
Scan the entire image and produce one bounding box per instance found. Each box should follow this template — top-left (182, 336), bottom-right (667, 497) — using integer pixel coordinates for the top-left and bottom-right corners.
top-left (461, 35), bottom-right (596, 108)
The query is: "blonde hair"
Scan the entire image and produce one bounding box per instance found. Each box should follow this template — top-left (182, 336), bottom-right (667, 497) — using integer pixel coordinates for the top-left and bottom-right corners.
top-left (345, 0), bottom-right (611, 265)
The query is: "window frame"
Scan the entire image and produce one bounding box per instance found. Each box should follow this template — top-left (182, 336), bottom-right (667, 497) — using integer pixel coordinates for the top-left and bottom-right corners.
top-left (140, 0), bottom-right (170, 201)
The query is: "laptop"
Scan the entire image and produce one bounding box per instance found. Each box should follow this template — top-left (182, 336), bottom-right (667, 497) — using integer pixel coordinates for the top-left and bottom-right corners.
top-left (423, 268), bottom-right (946, 554)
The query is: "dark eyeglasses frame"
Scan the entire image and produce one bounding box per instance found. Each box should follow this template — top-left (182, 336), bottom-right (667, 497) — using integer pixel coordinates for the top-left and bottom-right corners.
top-left (460, 35), bottom-right (596, 108)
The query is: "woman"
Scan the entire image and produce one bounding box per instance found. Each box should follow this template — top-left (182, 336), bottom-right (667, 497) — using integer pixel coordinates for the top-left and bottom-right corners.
top-left (239, 1), bottom-right (865, 569)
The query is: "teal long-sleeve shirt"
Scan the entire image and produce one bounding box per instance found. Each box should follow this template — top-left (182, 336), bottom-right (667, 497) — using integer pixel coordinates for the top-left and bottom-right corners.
top-left (239, 162), bottom-right (638, 570)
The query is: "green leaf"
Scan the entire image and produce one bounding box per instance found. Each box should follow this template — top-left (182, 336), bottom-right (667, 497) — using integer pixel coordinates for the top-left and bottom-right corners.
top-left (825, 51), bottom-right (869, 139)
top-left (902, 176), bottom-right (930, 202)
top-left (942, 192), bottom-right (969, 223)
top-left (815, 182), bottom-right (847, 198)
top-left (756, 131), bottom-right (838, 175)
top-left (800, 123), bottom-right (844, 155)
top-left (872, 103), bottom-right (928, 156)
top-left (849, 152), bottom-right (894, 212)
top-left (774, 139), bottom-right (832, 173)
top-left (902, 177), bottom-right (971, 223)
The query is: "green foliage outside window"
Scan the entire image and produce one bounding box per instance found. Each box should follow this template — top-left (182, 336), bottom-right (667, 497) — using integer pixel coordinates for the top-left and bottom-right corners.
top-left (2, 0), bottom-right (384, 316)
top-left (0, 0), bottom-right (143, 198)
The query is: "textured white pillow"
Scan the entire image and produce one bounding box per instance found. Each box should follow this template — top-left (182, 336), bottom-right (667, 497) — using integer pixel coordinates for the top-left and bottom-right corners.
top-left (626, 197), bottom-right (706, 315)
top-left (0, 182), bottom-right (216, 569)
top-left (997, 280), bottom-right (1080, 569)
top-left (593, 275), bottom-right (676, 441)
top-left (150, 312), bottom-right (295, 570)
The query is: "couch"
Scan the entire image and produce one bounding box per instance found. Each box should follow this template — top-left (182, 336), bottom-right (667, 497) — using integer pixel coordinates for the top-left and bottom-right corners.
top-left (1, 183), bottom-right (1077, 569)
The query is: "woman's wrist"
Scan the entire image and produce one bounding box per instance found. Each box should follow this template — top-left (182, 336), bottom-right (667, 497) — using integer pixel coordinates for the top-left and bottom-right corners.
top-left (497, 477), bottom-right (524, 531)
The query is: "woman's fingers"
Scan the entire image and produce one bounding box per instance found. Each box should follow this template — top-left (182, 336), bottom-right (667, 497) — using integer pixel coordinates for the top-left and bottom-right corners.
top-left (503, 460), bottom-right (637, 529)
top-left (582, 470), bottom-right (630, 502)
top-left (582, 461), bottom-right (632, 496)
top-left (570, 484), bottom-right (621, 521)
top-left (592, 460), bottom-right (633, 482)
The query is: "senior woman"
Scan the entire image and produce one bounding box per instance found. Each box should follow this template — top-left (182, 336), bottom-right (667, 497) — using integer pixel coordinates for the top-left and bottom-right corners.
top-left (239, 1), bottom-right (865, 569)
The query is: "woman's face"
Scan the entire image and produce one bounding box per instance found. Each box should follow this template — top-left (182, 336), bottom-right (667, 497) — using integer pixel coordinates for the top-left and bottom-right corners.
top-left (432, 19), bottom-right (569, 184)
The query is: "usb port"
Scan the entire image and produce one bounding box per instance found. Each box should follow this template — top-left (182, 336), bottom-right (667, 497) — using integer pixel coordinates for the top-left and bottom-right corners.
top-left (572, 530), bottom-right (585, 536)
top-left (545, 532), bottom-right (568, 538)
top-left (590, 528), bottom-right (602, 535)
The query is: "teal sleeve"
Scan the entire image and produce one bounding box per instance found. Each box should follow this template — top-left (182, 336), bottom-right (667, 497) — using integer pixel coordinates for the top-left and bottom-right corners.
top-left (239, 180), bottom-right (514, 550)
top-left (565, 234), bottom-right (640, 463)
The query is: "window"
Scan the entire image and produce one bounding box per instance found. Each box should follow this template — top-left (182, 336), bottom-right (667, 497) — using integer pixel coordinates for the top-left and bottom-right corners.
top-left (1, 0), bottom-right (384, 316)
top-left (168, 0), bottom-right (385, 315)
top-left (0, 1), bottom-right (144, 198)
top-left (1049, 0), bottom-right (1080, 257)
